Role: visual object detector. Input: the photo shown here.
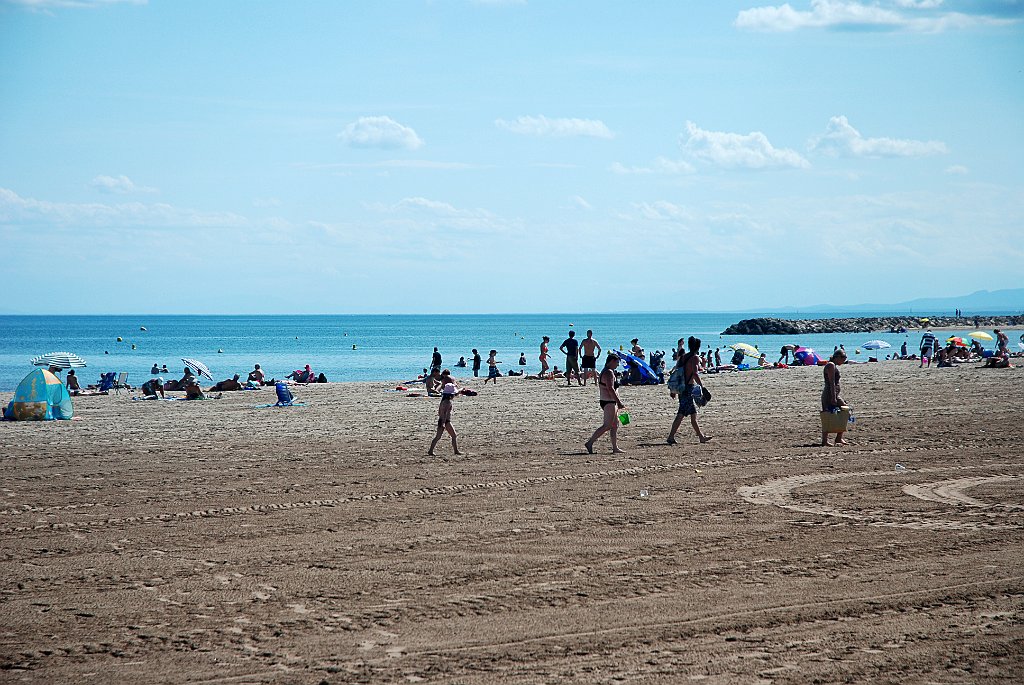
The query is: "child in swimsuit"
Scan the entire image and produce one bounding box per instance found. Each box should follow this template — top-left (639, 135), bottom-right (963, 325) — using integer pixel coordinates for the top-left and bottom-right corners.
top-left (484, 350), bottom-right (500, 385)
top-left (428, 384), bottom-right (461, 456)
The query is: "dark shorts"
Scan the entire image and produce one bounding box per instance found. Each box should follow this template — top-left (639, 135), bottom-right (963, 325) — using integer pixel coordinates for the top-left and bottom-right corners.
top-left (565, 356), bottom-right (580, 373)
top-left (677, 385), bottom-right (698, 417)
top-left (488, 366), bottom-right (499, 378)
top-left (582, 355), bottom-right (596, 369)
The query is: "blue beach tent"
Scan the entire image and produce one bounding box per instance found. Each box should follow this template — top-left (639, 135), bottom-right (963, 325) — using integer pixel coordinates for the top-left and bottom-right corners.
top-left (4, 368), bottom-right (74, 421)
top-left (615, 352), bottom-right (660, 385)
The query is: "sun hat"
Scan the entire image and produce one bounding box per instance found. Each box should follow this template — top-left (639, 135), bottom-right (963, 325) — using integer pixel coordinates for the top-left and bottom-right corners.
top-left (442, 383), bottom-right (457, 395)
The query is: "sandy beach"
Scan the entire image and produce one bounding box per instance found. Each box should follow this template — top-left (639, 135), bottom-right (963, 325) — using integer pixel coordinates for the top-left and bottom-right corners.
top-left (1, 361), bottom-right (1022, 683)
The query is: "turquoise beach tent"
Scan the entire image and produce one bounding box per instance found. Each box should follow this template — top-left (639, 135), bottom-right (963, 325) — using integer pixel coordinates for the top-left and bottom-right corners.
top-left (3, 368), bottom-right (74, 421)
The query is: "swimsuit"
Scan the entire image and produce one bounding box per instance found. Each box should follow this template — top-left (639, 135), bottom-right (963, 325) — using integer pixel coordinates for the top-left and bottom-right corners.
top-left (821, 364), bottom-right (842, 412)
top-left (582, 354), bottom-right (596, 369)
top-left (600, 399), bottom-right (616, 409)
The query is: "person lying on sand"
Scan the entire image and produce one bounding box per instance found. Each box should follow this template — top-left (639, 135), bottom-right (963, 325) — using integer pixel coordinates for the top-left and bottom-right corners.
top-left (209, 374), bottom-right (242, 392)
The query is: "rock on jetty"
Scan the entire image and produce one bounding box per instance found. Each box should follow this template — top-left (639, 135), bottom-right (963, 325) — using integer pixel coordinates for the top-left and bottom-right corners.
top-left (722, 315), bottom-right (1024, 336)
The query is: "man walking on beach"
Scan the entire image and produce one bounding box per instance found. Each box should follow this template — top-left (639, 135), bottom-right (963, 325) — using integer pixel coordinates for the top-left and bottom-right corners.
top-left (919, 330), bottom-right (936, 367)
top-left (560, 330), bottom-right (582, 386)
top-left (667, 336), bottom-right (712, 445)
top-left (471, 349), bottom-right (481, 377)
top-left (579, 330), bottom-right (602, 385)
top-left (995, 329), bottom-right (1009, 354)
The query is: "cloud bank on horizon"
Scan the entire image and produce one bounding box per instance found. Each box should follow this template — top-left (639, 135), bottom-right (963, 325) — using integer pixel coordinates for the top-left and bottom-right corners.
top-left (0, 1), bottom-right (1020, 313)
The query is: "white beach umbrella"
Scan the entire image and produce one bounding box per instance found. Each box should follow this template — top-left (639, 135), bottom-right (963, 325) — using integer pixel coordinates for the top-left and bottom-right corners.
top-left (181, 357), bottom-right (214, 380)
top-left (862, 340), bottom-right (891, 350)
top-left (31, 351), bottom-right (87, 369)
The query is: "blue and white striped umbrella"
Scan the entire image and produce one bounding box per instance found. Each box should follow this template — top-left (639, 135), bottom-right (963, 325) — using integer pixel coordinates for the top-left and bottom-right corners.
top-left (31, 351), bottom-right (87, 369)
top-left (181, 357), bottom-right (214, 380)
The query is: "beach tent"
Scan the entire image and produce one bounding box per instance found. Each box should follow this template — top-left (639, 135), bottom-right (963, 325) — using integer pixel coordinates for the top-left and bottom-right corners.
top-left (615, 353), bottom-right (660, 385)
top-left (3, 368), bottom-right (74, 421)
top-left (793, 347), bottom-right (821, 366)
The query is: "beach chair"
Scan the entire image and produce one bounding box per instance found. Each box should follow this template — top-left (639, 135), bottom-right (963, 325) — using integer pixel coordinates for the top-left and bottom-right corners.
top-left (97, 372), bottom-right (116, 393)
top-left (113, 372), bottom-right (129, 395)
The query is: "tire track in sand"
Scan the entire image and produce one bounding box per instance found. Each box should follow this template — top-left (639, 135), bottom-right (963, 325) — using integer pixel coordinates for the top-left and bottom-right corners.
top-left (738, 465), bottom-right (1024, 530)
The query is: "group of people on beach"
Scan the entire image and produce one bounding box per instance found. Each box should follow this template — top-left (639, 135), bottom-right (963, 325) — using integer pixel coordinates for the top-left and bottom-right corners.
top-left (129, 361), bottom-right (329, 401)
top-left (425, 322), bottom-right (1024, 455)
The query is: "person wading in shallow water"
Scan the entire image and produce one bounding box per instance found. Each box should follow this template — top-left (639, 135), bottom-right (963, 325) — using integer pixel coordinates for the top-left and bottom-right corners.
top-left (585, 354), bottom-right (625, 455)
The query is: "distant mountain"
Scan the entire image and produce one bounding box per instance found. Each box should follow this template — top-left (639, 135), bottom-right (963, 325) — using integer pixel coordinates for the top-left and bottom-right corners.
top-left (783, 288), bottom-right (1024, 314)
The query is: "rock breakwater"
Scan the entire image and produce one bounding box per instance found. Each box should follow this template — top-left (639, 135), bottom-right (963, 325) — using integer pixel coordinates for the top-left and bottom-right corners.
top-left (722, 315), bottom-right (1024, 336)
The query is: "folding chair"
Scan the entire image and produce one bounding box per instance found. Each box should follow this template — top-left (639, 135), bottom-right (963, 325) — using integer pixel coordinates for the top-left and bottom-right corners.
top-left (113, 372), bottom-right (129, 395)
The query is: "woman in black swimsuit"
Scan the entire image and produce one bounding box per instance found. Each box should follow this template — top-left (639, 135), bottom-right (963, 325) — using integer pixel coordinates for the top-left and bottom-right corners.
top-left (585, 354), bottom-right (625, 455)
top-left (821, 348), bottom-right (848, 446)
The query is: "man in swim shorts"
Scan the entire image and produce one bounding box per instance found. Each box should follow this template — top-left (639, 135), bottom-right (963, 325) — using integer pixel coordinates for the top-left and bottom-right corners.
top-left (559, 330), bottom-right (582, 386)
top-left (579, 329), bottom-right (602, 385)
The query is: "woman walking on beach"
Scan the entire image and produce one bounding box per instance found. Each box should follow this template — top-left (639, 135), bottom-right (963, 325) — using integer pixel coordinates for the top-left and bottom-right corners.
top-left (539, 336), bottom-right (550, 377)
top-left (428, 383), bottom-right (461, 456)
top-left (585, 353), bottom-right (625, 454)
top-left (821, 348), bottom-right (848, 447)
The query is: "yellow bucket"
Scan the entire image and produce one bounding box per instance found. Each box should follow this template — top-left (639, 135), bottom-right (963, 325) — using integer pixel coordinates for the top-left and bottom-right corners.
top-left (820, 407), bottom-right (851, 433)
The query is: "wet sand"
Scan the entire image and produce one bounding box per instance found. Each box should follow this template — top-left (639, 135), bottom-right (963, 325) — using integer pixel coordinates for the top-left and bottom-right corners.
top-left (1, 361), bottom-right (1022, 683)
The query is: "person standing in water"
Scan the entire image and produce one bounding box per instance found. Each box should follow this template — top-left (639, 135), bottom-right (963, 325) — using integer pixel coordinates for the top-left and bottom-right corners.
top-left (428, 383), bottom-right (461, 456)
top-left (585, 354), bottom-right (625, 455)
top-left (821, 348), bottom-right (848, 447)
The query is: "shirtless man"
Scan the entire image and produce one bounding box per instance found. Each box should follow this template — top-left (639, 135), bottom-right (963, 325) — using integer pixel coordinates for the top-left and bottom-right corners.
top-left (995, 329), bottom-right (1009, 354)
top-left (579, 330), bottom-right (602, 386)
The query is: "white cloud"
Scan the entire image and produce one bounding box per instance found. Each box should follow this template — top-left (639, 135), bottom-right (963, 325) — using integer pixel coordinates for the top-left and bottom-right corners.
top-left (632, 201), bottom-right (695, 222)
top-left (681, 121), bottom-right (810, 169)
top-left (90, 174), bottom-right (156, 194)
top-left (338, 116), bottom-right (424, 150)
top-left (568, 195), bottom-right (592, 210)
top-left (495, 115), bottom-right (614, 139)
top-left (609, 157), bottom-right (695, 175)
top-left (734, 0), bottom-right (1018, 32)
top-left (945, 164), bottom-right (969, 175)
top-left (0, 187), bottom-right (245, 228)
top-left (809, 116), bottom-right (947, 157)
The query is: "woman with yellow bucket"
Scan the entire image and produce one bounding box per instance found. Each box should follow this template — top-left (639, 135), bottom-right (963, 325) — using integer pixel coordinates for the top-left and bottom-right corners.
top-left (821, 348), bottom-right (849, 447)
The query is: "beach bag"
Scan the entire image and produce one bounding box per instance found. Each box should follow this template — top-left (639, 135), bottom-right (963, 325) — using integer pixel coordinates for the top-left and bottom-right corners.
top-left (692, 384), bottom-right (711, 407)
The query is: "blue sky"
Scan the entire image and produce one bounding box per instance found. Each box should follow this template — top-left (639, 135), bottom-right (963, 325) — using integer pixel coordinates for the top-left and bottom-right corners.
top-left (1, 0), bottom-right (1021, 314)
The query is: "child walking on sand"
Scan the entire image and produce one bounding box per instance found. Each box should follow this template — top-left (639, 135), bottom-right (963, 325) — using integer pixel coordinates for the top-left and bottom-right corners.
top-left (428, 383), bottom-right (461, 456)
top-left (484, 350), bottom-right (500, 385)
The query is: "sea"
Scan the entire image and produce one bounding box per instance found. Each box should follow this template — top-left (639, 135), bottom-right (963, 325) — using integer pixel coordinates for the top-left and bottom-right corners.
top-left (0, 312), bottom-right (998, 392)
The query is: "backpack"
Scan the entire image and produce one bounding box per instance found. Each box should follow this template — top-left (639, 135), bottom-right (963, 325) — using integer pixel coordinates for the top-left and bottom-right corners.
top-left (667, 365), bottom-right (686, 393)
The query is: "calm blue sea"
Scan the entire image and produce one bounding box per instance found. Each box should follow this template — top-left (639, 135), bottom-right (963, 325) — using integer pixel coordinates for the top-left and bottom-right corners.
top-left (0, 312), bottom-right (991, 391)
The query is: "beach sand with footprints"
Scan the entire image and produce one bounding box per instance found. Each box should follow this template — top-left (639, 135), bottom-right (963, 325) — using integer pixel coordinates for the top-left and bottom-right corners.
top-left (1, 361), bottom-right (1022, 683)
